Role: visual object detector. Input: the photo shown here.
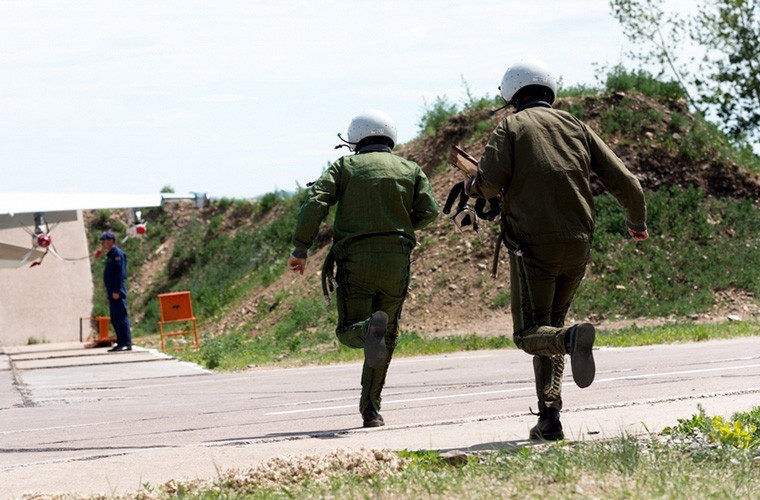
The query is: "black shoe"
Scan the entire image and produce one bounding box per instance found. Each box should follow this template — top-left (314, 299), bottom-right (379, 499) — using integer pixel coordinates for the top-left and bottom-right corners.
top-left (362, 405), bottom-right (385, 428)
top-left (567, 323), bottom-right (595, 388)
top-left (108, 345), bottom-right (132, 352)
top-left (364, 311), bottom-right (388, 369)
top-left (529, 408), bottom-right (564, 441)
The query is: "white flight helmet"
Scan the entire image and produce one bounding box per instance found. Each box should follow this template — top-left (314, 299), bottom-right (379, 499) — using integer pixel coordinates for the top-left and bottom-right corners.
top-left (347, 109), bottom-right (398, 148)
top-left (499, 59), bottom-right (558, 105)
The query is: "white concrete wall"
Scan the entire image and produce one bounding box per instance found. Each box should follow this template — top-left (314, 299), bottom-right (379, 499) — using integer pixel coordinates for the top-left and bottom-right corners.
top-left (0, 211), bottom-right (94, 346)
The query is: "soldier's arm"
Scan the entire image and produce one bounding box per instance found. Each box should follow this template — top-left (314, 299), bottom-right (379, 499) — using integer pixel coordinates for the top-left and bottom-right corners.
top-left (411, 168), bottom-right (440, 230)
top-left (586, 125), bottom-right (647, 234)
top-left (467, 122), bottom-right (511, 200)
top-left (291, 161), bottom-right (342, 255)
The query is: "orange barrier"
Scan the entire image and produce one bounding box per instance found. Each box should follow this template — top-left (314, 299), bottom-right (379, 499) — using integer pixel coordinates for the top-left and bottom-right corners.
top-left (158, 291), bottom-right (200, 351)
top-left (80, 316), bottom-right (116, 347)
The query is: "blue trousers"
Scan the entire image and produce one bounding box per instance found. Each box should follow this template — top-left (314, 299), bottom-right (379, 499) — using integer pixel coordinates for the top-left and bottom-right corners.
top-left (109, 296), bottom-right (132, 347)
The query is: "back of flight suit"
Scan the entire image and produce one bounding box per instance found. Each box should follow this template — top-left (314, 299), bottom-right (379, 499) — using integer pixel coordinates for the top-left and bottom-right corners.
top-left (468, 101), bottom-right (647, 414)
top-left (292, 146), bottom-right (439, 414)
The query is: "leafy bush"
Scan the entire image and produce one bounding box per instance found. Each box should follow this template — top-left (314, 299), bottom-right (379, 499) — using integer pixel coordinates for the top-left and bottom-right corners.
top-left (418, 96), bottom-right (459, 136)
top-left (604, 64), bottom-right (686, 100)
top-left (663, 405), bottom-right (760, 449)
top-left (558, 83), bottom-right (600, 98)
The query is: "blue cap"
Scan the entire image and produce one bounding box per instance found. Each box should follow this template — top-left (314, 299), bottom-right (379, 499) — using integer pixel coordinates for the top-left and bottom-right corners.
top-left (99, 231), bottom-right (116, 241)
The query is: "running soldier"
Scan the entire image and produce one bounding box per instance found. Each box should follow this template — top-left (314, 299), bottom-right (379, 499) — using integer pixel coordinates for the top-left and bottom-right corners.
top-left (464, 60), bottom-right (649, 440)
top-left (287, 109), bottom-right (439, 427)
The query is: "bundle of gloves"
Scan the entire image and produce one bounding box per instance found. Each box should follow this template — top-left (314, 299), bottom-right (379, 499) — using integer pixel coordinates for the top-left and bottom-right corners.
top-left (442, 181), bottom-right (501, 232)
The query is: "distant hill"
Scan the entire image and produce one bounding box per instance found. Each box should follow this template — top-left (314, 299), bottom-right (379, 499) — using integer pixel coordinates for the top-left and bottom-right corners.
top-left (85, 82), bottom-right (760, 345)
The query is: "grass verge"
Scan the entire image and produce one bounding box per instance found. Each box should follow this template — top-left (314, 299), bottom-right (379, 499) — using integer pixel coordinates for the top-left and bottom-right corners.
top-left (130, 406), bottom-right (760, 499)
top-left (174, 318), bottom-right (758, 371)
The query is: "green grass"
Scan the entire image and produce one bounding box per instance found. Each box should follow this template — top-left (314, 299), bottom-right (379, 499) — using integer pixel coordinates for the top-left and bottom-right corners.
top-left (603, 64), bottom-right (687, 100)
top-left (175, 307), bottom-right (759, 371)
top-left (131, 406), bottom-right (760, 499)
top-left (597, 321), bottom-right (759, 347)
top-left (87, 191), bottom-right (307, 337)
top-left (573, 187), bottom-right (760, 318)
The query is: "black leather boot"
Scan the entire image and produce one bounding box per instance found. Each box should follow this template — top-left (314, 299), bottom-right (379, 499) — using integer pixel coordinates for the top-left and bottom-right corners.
top-left (529, 408), bottom-right (564, 441)
top-left (362, 404), bottom-right (385, 428)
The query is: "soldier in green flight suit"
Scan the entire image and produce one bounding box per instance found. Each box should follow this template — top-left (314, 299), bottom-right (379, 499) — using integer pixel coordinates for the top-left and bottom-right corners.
top-left (465, 59), bottom-right (649, 440)
top-left (287, 109), bottom-right (439, 428)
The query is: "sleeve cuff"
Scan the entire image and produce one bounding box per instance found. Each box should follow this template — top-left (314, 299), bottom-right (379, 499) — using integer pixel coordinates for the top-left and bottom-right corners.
top-left (626, 219), bottom-right (647, 232)
top-left (291, 247), bottom-right (308, 259)
top-left (463, 178), bottom-right (475, 197)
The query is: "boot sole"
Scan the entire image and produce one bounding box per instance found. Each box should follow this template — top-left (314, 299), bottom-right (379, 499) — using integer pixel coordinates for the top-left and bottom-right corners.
top-left (571, 323), bottom-right (596, 388)
top-left (364, 311), bottom-right (388, 369)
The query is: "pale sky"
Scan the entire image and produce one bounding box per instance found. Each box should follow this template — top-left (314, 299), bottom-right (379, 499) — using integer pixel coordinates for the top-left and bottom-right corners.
top-left (0, 1), bottom-right (694, 199)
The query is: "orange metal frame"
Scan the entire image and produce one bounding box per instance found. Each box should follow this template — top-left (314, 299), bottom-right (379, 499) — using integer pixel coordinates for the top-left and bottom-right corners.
top-left (157, 291), bottom-right (200, 351)
top-left (80, 316), bottom-right (116, 346)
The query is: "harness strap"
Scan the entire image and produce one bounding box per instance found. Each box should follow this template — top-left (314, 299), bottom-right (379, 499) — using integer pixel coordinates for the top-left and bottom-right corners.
top-left (321, 248), bottom-right (337, 306)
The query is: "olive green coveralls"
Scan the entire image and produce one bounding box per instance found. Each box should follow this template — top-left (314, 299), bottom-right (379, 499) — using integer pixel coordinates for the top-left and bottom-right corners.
top-left (467, 101), bottom-right (647, 413)
top-left (292, 146), bottom-right (439, 414)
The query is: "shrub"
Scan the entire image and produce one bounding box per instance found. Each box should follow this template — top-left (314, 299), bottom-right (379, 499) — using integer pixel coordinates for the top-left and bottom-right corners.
top-left (418, 96), bottom-right (459, 136)
top-left (604, 64), bottom-right (686, 100)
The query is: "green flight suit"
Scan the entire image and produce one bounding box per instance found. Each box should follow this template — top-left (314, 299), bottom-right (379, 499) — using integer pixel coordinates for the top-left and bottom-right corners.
top-left (293, 146), bottom-right (439, 414)
top-left (468, 101), bottom-right (647, 413)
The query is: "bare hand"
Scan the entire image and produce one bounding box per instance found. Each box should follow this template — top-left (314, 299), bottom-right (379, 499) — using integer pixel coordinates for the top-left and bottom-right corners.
top-left (628, 228), bottom-right (649, 241)
top-left (288, 256), bottom-right (306, 275)
top-left (111, 292), bottom-right (120, 300)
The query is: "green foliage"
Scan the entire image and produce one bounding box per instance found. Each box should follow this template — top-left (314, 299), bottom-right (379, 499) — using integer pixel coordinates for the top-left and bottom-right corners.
top-left (460, 76), bottom-right (501, 112)
top-left (556, 99), bottom-right (586, 120)
top-left (689, 0), bottom-right (760, 143)
top-left (418, 95), bottom-right (459, 136)
top-left (256, 191), bottom-right (280, 213)
top-left (603, 64), bottom-right (686, 100)
top-left (164, 203), bottom-right (298, 320)
top-left (678, 117), bottom-right (722, 160)
top-left (557, 83), bottom-right (599, 98)
top-left (663, 405), bottom-right (760, 449)
top-left (490, 291), bottom-right (509, 309)
top-left (596, 321), bottom-right (758, 348)
top-left (90, 210), bottom-right (111, 231)
top-left (610, 0), bottom-right (760, 144)
top-left (144, 411), bottom-right (760, 497)
top-left (473, 118), bottom-right (495, 139)
top-left (198, 330), bottom-right (247, 370)
top-left (177, 320), bottom-right (514, 371)
top-left (599, 97), bottom-right (665, 139)
top-left (572, 186), bottom-right (760, 317)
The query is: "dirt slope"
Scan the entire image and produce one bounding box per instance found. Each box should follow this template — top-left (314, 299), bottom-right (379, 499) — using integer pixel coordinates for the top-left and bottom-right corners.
top-left (207, 92), bottom-right (759, 338)
top-left (96, 91), bottom-right (760, 339)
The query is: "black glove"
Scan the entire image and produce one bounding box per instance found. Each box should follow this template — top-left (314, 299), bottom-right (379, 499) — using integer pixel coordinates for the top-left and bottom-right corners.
top-left (444, 181), bottom-right (478, 231)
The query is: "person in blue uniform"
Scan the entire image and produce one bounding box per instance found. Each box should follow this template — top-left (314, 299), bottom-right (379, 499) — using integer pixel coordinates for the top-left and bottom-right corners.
top-left (100, 232), bottom-right (132, 352)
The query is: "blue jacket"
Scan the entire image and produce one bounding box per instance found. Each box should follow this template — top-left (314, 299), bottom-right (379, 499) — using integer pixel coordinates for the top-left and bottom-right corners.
top-left (103, 246), bottom-right (128, 297)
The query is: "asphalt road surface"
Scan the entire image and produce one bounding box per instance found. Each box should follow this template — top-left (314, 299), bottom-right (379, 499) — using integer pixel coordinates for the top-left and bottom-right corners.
top-left (2, 336), bottom-right (759, 498)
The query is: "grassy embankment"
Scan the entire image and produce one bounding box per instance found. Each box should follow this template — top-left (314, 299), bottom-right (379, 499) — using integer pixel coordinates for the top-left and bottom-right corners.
top-left (86, 68), bottom-right (759, 372)
top-left (78, 68), bottom-right (760, 499)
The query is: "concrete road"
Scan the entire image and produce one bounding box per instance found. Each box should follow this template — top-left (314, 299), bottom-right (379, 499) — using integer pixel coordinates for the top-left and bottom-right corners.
top-left (2, 337), bottom-right (759, 498)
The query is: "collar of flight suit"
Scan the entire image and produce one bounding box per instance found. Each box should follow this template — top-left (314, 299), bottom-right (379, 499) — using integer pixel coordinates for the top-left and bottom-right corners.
top-left (516, 97), bottom-right (552, 112)
top-left (356, 144), bottom-right (393, 154)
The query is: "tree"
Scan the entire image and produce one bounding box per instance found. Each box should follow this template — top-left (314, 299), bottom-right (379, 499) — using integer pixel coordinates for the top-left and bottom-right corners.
top-left (610, 0), bottom-right (760, 145)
